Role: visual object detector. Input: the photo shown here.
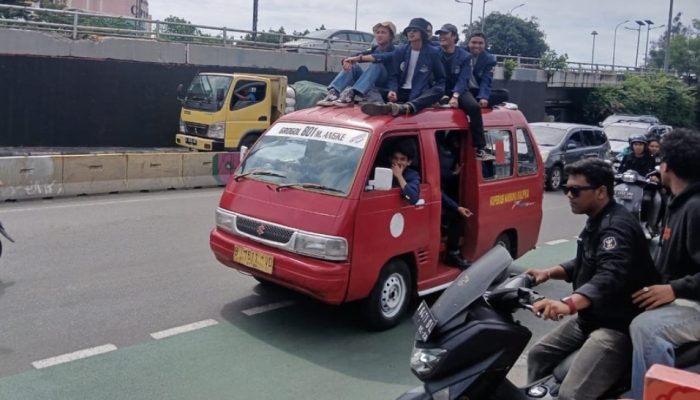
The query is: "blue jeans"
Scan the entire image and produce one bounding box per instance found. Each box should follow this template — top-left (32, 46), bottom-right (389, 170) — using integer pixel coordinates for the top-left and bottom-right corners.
top-left (328, 63), bottom-right (388, 95)
top-left (629, 300), bottom-right (700, 399)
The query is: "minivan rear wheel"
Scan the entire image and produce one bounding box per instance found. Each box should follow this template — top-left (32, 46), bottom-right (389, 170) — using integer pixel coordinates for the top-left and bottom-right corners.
top-left (546, 165), bottom-right (563, 191)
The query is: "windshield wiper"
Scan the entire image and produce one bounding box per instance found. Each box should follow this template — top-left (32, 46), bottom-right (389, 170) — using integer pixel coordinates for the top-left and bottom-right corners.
top-left (275, 183), bottom-right (344, 193)
top-left (233, 169), bottom-right (287, 182)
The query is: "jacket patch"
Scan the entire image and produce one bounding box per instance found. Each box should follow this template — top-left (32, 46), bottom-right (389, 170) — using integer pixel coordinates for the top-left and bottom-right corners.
top-left (602, 236), bottom-right (617, 250)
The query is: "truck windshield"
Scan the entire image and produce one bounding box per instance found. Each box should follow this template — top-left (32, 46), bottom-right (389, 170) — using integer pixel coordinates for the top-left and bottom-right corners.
top-left (236, 122), bottom-right (370, 196)
top-left (184, 75), bottom-right (232, 112)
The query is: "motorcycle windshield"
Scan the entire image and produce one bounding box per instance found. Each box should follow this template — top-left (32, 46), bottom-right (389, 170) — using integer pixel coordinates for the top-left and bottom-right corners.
top-left (431, 245), bottom-right (512, 328)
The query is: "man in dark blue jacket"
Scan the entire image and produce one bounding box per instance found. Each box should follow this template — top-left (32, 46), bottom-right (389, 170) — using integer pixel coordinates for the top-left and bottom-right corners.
top-left (629, 129), bottom-right (700, 400)
top-left (464, 32), bottom-right (508, 159)
top-left (317, 21), bottom-right (397, 107)
top-left (391, 139), bottom-right (421, 204)
top-left (359, 18), bottom-right (446, 117)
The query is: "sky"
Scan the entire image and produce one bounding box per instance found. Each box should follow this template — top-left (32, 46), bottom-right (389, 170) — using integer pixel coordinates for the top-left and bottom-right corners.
top-left (149, 0), bottom-right (699, 67)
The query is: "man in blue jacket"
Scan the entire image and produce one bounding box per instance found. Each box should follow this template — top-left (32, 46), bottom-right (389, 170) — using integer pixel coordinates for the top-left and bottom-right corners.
top-left (391, 139), bottom-right (421, 205)
top-left (629, 129), bottom-right (700, 400)
top-left (465, 32), bottom-right (509, 158)
top-left (317, 21), bottom-right (397, 107)
top-left (359, 18), bottom-right (446, 117)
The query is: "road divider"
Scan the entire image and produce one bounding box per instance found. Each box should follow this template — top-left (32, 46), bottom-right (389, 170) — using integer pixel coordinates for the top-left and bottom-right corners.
top-left (0, 151), bottom-right (241, 202)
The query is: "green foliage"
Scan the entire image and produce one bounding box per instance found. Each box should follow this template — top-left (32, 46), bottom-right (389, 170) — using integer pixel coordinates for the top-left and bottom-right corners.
top-left (647, 13), bottom-right (700, 81)
top-left (539, 50), bottom-right (568, 80)
top-left (161, 15), bottom-right (200, 41)
top-left (463, 12), bottom-right (548, 58)
top-left (583, 74), bottom-right (696, 128)
top-left (503, 58), bottom-right (517, 80)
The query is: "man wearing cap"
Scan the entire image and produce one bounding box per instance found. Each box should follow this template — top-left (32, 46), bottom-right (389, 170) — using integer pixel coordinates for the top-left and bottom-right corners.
top-left (317, 21), bottom-right (397, 107)
top-left (356, 18), bottom-right (446, 117)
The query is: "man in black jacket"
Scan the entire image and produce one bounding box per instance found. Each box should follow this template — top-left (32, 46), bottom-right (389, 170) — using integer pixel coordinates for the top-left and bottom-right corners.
top-left (618, 135), bottom-right (656, 176)
top-left (525, 159), bottom-right (658, 400)
top-left (629, 128), bottom-right (700, 400)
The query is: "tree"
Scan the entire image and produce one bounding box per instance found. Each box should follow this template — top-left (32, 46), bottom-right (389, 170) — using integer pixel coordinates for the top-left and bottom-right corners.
top-left (540, 50), bottom-right (569, 80)
top-left (583, 74), bottom-right (696, 128)
top-left (647, 13), bottom-right (700, 81)
top-left (161, 15), bottom-right (200, 41)
top-left (462, 12), bottom-right (548, 58)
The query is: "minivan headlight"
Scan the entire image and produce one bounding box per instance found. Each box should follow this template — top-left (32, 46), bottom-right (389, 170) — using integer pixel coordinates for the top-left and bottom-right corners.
top-left (410, 347), bottom-right (448, 377)
top-left (293, 232), bottom-right (348, 261)
top-left (215, 208), bottom-right (236, 233)
top-left (208, 122), bottom-right (226, 139)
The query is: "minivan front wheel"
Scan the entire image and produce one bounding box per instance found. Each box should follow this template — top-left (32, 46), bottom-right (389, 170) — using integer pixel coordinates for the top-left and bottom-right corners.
top-left (361, 259), bottom-right (412, 331)
top-left (546, 165), bottom-right (563, 191)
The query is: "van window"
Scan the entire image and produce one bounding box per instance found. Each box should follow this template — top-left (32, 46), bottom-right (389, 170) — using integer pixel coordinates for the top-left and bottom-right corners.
top-left (567, 131), bottom-right (584, 148)
top-left (372, 135), bottom-right (422, 179)
top-left (516, 128), bottom-right (537, 175)
top-left (231, 80), bottom-right (267, 111)
top-left (347, 32), bottom-right (364, 43)
top-left (482, 129), bottom-right (513, 180)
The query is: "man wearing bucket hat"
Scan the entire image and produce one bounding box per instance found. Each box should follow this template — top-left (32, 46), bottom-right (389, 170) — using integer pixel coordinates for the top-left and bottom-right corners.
top-left (358, 18), bottom-right (446, 117)
top-left (317, 21), bottom-right (397, 107)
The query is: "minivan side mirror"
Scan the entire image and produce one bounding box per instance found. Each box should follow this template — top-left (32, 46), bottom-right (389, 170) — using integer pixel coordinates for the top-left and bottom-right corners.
top-left (566, 142), bottom-right (578, 150)
top-left (367, 167), bottom-right (393, 191)
top-left (177, 83), bottom-right (185, 101)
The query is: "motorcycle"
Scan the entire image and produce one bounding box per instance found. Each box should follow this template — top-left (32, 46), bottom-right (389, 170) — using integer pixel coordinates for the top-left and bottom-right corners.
top-left (614, 169), bottom-right (664, 240)
top-left (0, 222), bottom-right (13, 259)
top-left (398, 245), bottom-right (700, 400)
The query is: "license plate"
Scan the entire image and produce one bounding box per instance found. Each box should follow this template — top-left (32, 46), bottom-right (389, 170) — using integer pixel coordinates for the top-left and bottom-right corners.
top-left (413, 300), bottom-right (438, 342)
top-left (185, 137), bottom-right (198, 145)
top-left (615, 190), bottom-right (634, 200)
top-left (233, 246), bottom-right (274, 274)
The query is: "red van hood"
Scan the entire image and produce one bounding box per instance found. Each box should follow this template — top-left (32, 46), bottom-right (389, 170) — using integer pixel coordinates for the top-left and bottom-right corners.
top-left (219, 180), bottom-right (347, 235)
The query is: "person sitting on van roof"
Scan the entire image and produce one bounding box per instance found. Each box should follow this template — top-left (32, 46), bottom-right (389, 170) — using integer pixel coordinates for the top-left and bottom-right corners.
top-left (317, 21), bottom-right (397, 107)
top-left (391, 139), bottom-right (421, 205)
top-left (358, 18), bottom-right (446, 117)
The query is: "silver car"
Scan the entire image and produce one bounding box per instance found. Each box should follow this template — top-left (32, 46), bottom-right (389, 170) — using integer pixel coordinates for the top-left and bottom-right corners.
top-left (282, 29), bottom-right (373, 55)
top-left (530, 123), bottom-right (611, 191)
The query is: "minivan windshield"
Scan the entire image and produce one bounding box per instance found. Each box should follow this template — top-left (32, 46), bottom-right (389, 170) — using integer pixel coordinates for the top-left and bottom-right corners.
top-left (530, 126), bottom-right (566, 146)
top-left (184, 75), bottom-right (232, 112)
top-left (236, 122), bottom-right (369, 196)
top-left (604, 125), bottom-right (649, 142)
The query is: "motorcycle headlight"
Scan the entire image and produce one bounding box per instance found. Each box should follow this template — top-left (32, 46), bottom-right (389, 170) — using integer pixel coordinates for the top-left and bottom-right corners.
top-left (215, 208), bottom-right (236, 234)
top-left (622, 172), bottom-right (637, 183)
top-left (208, 122), bottom-right (226, 139)
top-left (293, 232), bottom-right (348, 261)
top-left (410, 347), bottom-right (447, 377)
top-left (179, 119), bottom-right (186, 133)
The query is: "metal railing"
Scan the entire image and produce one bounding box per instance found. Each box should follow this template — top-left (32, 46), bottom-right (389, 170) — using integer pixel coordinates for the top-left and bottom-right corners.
top-left (0, 3), bottom-right (663, 74)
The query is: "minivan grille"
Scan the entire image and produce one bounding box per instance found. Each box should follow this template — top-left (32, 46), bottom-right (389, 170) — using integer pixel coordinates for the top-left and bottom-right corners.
top-left (236, 216), bottom-right (294, 244)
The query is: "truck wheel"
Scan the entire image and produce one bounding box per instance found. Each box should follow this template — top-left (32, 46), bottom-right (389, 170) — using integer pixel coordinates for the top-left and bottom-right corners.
top-left (239, 134), bottom-right (260, 151)
top-left (361, 259), bottom-right (412, 331)
top-left (545, 165), bottom-right (563, 191)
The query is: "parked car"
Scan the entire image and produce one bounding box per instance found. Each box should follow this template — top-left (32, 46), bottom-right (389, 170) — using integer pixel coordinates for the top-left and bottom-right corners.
top-left (604, 121), bottom-right (672, 158)
top-left (282, 29), bottom-right (373, 55)
top-left (600, 114), bottom-right (659, 127)
top-left (530, 122), bottom-right (610, 191)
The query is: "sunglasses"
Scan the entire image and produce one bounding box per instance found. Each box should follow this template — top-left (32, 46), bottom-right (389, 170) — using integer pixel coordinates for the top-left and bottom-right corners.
top-left (562, 185), bottom-right (597, 197)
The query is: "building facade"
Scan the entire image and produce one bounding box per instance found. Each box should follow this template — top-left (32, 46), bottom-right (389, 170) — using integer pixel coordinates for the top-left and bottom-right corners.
top-left (64, 0), bottom-right (150, 20)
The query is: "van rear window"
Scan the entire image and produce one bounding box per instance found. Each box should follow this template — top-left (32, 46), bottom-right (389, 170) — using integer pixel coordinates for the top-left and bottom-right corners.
top-left (482, 130), bottom-right (513, 181)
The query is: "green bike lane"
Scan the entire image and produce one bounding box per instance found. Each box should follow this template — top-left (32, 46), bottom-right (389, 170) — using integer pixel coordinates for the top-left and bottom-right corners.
top-left (0, 242), bottom-right (576, 400)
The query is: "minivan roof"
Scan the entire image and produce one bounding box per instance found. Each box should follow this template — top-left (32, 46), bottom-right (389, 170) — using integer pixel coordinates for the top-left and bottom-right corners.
top-left (530, 122), bottom-right (600, 131)
top-left (279, 105), bottom-right (529, 134)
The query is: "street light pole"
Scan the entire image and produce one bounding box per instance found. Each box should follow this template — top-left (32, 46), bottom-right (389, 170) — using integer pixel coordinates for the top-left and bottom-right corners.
top-left (508, 3), bottom-right (525, 14)
top-left (482, 0), bottom-right (493, 32)
top-left (664, 0), bottom-right (674, 72)
top-left (252, 0), bottom-right (258, 40)
top-left (643, 20), bottom-right (653, 68)
top-left (454, 0), bottom-right (474, 35)
top-left (354, 0), bottom-right (358, 30)
top-left (625, 20), bottom-right (646, 68)
top-left (591, 30), bottom-right (598, 64)
top-left (612, 19), bottom-right (628, 71)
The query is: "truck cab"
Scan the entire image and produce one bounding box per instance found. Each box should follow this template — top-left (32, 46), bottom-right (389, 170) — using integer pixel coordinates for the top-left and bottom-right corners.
top-left (175, 73), bottom-right (287, 151)
top-left (210, 105), bottom-right (544, 330)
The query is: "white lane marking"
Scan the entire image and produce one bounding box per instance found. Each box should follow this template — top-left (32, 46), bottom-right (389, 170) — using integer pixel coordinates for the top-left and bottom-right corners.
top-left (150, 319), bottom-right (219, 340)
top-left (32, 344), bottom-right (117, 369)
top-left (0, 190), bottom-right (219, 213)
top-left (242, 300), bottom-right (295, 316)
top-left (544, 239), bottom-right (569, 246)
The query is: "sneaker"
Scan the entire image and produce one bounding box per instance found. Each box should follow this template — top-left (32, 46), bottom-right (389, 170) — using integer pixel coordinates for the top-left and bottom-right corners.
top-left (333, 87), bottom-right (355, 107)
top-left (316, 88), bottom-right (340, 106)
top-left (353, 93), bottom-right (366, 104)
top-left (445, 252), bottom-right (471, 270)
top-left (476, 149), bottom-right (496, 161)
top-left (361, 102), bottom-right (396, 116)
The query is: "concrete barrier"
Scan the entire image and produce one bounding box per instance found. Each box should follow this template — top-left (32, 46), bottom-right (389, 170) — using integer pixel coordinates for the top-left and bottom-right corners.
top-left (0, 156), bottom-right (64, 201)
top-left (644, 364), bottom-right (700, 399)
top-left (126, 153), bottom-right (184, 191)
top-left (63, 154), bottom-right (127, 196)
top-left (182, 152), bottom-right (219, 188)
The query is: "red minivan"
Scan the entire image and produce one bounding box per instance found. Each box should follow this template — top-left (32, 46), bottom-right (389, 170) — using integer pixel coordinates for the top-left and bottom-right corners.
top-left (210, 105), bottom-right (544, 330)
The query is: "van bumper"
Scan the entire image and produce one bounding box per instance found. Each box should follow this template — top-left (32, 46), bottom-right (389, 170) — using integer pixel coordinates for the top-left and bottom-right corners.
top-left (175, 133), bottom-right (224, 151)
top-left (209, 228), bottom-right (350, 304)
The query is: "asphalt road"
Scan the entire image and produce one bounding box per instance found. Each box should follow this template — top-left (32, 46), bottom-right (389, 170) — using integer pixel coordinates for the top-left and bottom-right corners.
top-left (0, 188), bottom-right (584, 398)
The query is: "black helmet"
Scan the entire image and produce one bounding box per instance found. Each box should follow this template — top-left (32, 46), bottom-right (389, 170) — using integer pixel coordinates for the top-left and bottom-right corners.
top-left (629, 135), bottom-right (647, 145)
